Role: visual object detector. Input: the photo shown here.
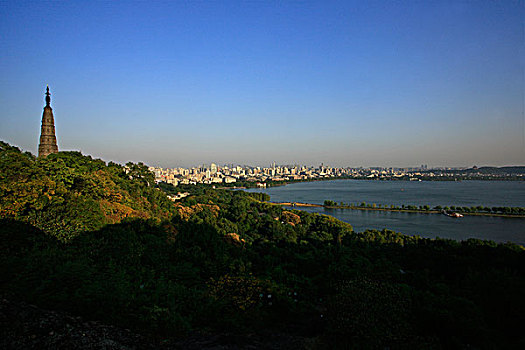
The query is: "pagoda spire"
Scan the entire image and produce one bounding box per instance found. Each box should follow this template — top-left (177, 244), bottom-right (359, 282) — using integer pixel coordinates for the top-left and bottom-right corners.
top-left (38, 85), bottom-right (59, 157)
top-left (45, 85), bottom-right (51, 107)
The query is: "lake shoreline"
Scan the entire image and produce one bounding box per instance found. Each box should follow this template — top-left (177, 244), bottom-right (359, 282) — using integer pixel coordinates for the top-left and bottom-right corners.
top-left (223, 175), bottom-right (525, 190)
top-left (272, 202), bottom-right (525, 218)
top-left (247, 179), bottom-right (525, 243)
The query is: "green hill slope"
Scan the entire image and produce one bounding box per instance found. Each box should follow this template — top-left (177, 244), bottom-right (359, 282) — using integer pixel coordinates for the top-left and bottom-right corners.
top-left (0, 141), bottom-right (174, 240)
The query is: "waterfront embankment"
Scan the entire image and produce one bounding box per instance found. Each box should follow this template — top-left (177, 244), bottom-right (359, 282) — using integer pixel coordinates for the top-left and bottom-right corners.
top-left (273, 202), bottom-right (525, 218)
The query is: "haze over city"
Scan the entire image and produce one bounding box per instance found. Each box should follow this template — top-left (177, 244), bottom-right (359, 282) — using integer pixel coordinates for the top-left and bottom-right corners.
top-left (1, 1), bottom-right (523, 168)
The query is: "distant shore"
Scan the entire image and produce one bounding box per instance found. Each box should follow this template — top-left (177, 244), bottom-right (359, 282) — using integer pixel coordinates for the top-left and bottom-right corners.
top-left (273, 202), bottom-right (525, 218)
top-left (221, 175), bottom-right (524, 190)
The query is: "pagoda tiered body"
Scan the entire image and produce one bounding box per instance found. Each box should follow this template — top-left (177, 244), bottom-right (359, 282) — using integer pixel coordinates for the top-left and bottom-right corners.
top-left (38, 86), bottom-right (58, 157)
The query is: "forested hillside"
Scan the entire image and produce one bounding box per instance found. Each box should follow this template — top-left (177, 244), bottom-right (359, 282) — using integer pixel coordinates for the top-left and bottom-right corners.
top-left (0, 141), bottom-right (174, 240)
top-left (1, 141), bottom-right (525, 349)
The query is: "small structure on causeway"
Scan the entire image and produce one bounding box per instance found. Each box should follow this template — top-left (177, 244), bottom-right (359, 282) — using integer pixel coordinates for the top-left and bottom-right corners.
top-left (38, 85), bottom-right (59, 157)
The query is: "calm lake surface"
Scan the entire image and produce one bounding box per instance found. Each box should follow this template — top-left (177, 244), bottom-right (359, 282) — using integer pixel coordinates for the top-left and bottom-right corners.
top-left (247, 180), bottom-right (525, 245)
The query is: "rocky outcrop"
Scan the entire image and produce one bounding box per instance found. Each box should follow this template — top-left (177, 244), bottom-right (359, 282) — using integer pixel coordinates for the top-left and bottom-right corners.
top-left (281, 211), bottom-right (301, 226)
top-left (0, 298), bottom-right (155, 349)
top-left (0, 299), bottom-right (312, 349)
top-left (224, 232), bottom-right (245, 246)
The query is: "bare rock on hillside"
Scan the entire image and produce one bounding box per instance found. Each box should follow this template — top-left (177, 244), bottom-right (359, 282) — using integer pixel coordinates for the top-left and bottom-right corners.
top-left (0, 298), bottom-right (155, 349)
top-left (282, 211), bottom-right (301, 226)
top-left (224, 232), bottom-right (245, 246)
top-left (0, 299), bottom-right (315, 349)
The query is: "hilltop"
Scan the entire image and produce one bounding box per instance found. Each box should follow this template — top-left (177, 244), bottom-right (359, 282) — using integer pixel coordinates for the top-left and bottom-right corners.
top-left (0, 141), bottom-right (175, 241)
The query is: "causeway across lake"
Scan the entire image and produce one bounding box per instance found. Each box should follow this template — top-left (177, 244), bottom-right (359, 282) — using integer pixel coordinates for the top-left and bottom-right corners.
top-left (247, 180), bottom-right (525, 245)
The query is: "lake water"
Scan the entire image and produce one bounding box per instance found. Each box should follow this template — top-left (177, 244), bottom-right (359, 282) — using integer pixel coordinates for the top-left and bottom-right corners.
top-left (247, 180), bottom-right (525, 245)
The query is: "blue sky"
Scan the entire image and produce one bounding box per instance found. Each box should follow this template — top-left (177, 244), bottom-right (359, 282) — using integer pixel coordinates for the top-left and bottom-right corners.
top-left (1, 1), bottom-right (523, 167)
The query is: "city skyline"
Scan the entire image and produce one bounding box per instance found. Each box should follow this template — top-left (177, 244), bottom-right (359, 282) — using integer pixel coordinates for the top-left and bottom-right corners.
top-left (148, 162), bottom-right (523, 188)
top-left (1, 1), bottom-right (523, 168)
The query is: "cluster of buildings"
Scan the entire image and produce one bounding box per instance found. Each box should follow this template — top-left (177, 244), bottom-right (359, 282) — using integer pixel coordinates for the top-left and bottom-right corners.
top-left (148, 163), bottom-right (441, 187)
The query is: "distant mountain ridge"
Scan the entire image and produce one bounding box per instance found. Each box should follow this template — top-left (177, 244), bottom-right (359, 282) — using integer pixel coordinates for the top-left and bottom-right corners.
top-left (424, 166), bottom-right (525, 175)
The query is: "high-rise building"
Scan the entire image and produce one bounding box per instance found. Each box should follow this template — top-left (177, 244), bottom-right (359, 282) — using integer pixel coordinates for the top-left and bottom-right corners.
top-left (38, 86), bottom-right (59, 157)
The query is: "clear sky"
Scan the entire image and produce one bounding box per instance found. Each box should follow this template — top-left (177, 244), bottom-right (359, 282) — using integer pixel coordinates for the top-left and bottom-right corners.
top-left (1, 1), bottom-right (523, 168)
